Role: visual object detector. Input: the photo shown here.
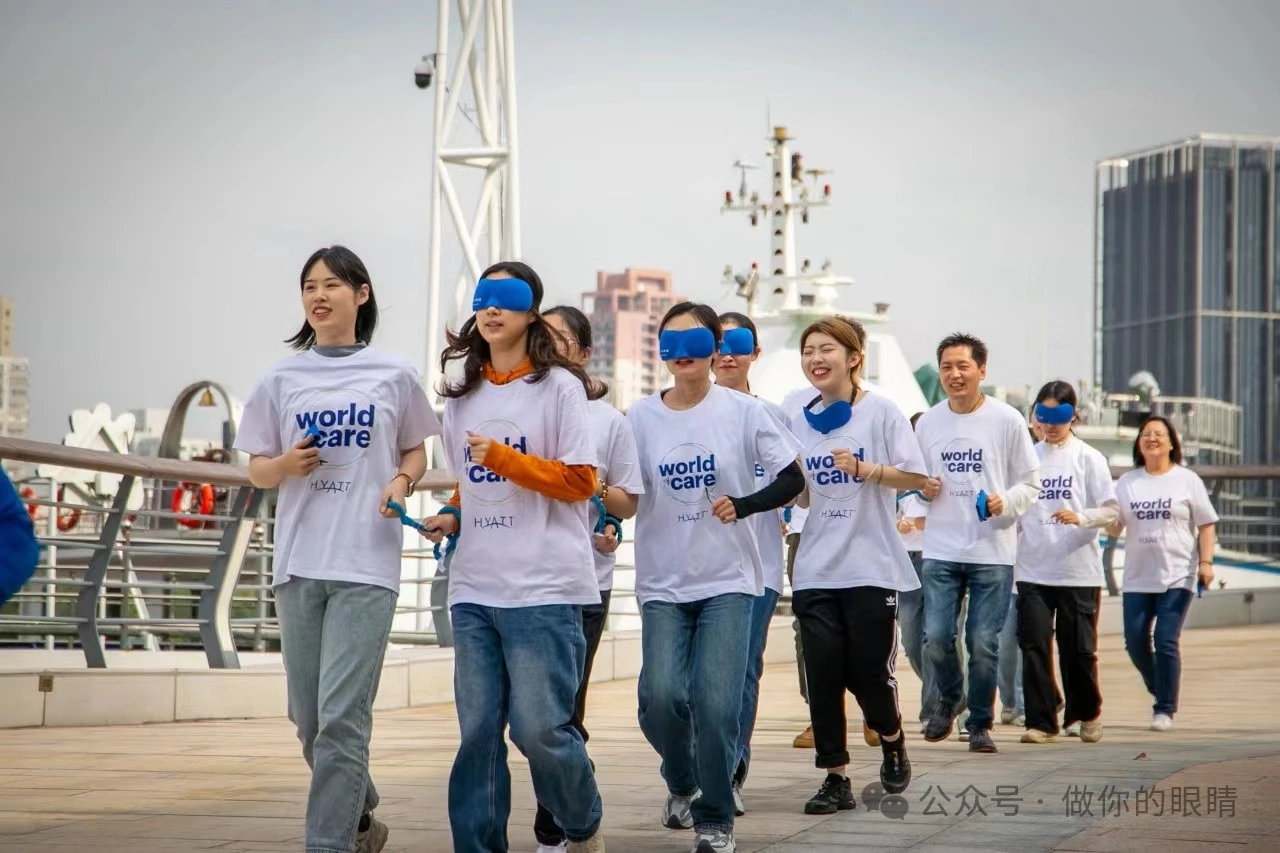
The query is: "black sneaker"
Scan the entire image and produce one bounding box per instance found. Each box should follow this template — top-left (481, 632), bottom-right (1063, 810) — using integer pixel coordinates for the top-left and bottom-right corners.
top-left (923, 702), bottom-right (956, 742)
top-left (879, 735), bottom-right (912, 794)
top-left (968, 728), bottom-right (998, 753)
top-left (804, 773), bottom-right (856, 815)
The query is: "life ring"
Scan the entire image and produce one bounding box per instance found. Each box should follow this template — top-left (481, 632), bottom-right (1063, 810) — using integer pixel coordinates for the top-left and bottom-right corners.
top-left (172, 482), bottom-right (215, 529)
top-left (21, 485), bottom-right (83, 532)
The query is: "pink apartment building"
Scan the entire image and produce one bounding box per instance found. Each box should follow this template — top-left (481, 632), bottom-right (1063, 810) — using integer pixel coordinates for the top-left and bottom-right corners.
top-left (582, 268), bottom-right (685, 410)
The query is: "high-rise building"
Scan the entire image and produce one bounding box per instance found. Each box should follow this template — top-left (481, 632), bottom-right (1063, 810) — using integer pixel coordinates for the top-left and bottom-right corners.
top-left (1, 296), bottom-right (13, 357)
top-left (0, 356), bottom-right (29, 439)
top-left (582, 268), bottom-right (684, 410)
top-left (1094, 133), bottom-right (1279, 514)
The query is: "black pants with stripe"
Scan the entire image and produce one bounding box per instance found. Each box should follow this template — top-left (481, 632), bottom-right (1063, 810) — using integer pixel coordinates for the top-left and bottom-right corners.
top-left (1016, 582), bottom-right (1102, 735)
top-left (794, 585), bottom-right (902, 768)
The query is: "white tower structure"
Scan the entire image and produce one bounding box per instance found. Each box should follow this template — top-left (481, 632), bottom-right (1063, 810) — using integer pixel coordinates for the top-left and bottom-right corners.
top-left (720, 126), bottom-right (928, 416)
top-left (419, 0), bottom-right (522, 400)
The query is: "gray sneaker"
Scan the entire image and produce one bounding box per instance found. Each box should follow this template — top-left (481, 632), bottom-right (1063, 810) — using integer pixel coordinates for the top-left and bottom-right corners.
top-left (731, 780), bottom-right (745, 816)
top-left (663, 789), bottom-right (698, 829)
top-left (354, 815), bottom-right (389, 853)
top-left (692, 829), bottom-right (735, 853)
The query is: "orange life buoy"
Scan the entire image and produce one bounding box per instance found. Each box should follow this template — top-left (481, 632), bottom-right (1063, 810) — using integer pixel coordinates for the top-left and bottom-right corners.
top-left (22, 485), bottom-right (82, 532)
top-left (172, 482), bottom-right (215, 529)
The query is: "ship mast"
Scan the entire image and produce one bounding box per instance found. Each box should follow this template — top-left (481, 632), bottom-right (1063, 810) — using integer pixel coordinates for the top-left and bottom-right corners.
top-left (721, 126), bottom-right (844, 318)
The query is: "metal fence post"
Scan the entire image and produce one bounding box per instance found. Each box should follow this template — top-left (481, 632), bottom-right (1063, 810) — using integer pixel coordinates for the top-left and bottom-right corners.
top-left (197, 486), bottom-right (263, 669)
top-left (75, 475), bottom-right (134, 668)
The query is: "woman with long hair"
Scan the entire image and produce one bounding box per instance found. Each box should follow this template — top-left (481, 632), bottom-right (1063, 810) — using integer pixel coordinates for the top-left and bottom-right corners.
top-left (1015, 380), bottom-right (1118, 744)
top-left (419, 262), bottom-right (605, 852)
top-left (788, 316), bottom-right (924, 815)
top-left (1099, 416), bottom-right (1217, 731)
top-left (234, 245), bottom-right (441, 853)
top-left (629, 301), bottom-right (803, 853)
top-left (711, 310), bottom-right (794, 816)
top-left (530, 305), bottom-right (643, 853)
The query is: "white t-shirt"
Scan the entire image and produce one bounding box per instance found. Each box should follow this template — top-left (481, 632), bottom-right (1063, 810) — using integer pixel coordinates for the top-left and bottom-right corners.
top-left (915, 396), bottom-right (1040, 566)
top-left (898, 493), bottom-right (927, 553)
top-left (627, 384), bottom-right (802, 604)
top-left (586, 399), bottom-right (645, 591)
top-left (779, 388), bottom-right (813, 537)
top-left (233, 347), bottom-right (441, 593)
top-left (442, 367), bottom-right (600, 608)
top-left (751, 397), bottom-right (792, 592)
top-left (1015, 437), bottom-right (1117, 587)
top-left (1115, 466), bottom-right (1218, 594)
top-left (790, 390), bottom-right (927, 592)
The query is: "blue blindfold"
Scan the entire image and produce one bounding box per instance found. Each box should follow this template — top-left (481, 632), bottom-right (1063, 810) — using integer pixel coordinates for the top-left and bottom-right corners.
top-left (1033, 402), bottom-right (1075, 425)
top-left (659, 327), bottom-right (716, 360)
top-left (472, 277), bottom-right (534, 313)
top-left (803, 394), bottom-right (852, 435)
top-left (719, 327), bottom-right (756, 356)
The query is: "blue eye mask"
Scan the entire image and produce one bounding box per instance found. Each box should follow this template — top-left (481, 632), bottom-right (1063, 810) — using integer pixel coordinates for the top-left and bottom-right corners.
top-left (659, 327), bottom-right (716, 360)
top-left (719, 327), bottom-right (755, 356)
top-left (803, 394), bottom-right (852, 435)
top-left (976, 490), bottom-right (991, 522)
top-left (472, 277), bottom-right (534, 312)
top-left (1034, 402), bottom-right (1075, 425)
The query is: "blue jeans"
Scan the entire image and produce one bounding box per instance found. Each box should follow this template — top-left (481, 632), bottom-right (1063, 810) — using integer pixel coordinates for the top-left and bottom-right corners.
top-left (449, 603), bottom-right (602, 852)
top-left (921, 560), bottom-right (1012, 732)
top-left (997, 593), bottom-right (1023, 715)
top-left (275, 578), bottom-right (397, 853)
top-left (734, 587), bottom-right (779, 784)
top-left (1122, 589), bottom-right (1194, 716)
top-left (638, 593), bottom-right (752, 834)
top-left (897, 552), bottom-right (930, 722)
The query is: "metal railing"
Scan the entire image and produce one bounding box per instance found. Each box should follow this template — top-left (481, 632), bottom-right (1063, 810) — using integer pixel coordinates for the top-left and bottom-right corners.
top-left (0, 437), bottom-right (455, 668)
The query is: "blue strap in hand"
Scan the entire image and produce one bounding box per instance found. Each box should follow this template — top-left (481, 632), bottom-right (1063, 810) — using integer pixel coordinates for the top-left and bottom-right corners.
top-left (590, 494), bottom-right (623, 542)
top-left (387, 500), bottom-right (459, 560)
top-left (975, 490), bottom-right (991, 522)
top-left (385, 500), bottom-right (427, 533)
top-left (431, 505), bottom-right (461, 560)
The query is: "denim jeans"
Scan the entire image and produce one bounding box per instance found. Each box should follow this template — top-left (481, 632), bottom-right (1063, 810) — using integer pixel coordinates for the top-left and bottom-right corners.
top-left (921, 560), bottom-right (1012, 732)
top-left (275, 578), bottom-right (397, 853)
top-left (734, 587), bottom-right (779, 784)
top-left (897, 552), bottom-right (929, 722)
top-left (1122, 589), bottom-right (1194, 716)
top-left (997, 593), bottom-right (1023, 715)
top-left (638, 593), bottom-right (752, 834)
top-left (450, 603), bottom-right (602, 852)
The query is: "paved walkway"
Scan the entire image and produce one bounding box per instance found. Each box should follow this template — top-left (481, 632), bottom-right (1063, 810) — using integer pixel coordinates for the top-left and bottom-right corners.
top-left (1, 625), bottom-right (1278, 852)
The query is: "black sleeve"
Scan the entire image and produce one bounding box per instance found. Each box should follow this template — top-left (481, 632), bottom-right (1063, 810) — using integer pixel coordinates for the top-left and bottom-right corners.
top-left (729, 461), bottom-right (805, 520)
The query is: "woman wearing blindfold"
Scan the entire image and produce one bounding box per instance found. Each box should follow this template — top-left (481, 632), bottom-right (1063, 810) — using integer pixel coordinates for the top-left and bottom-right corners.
top-left (1012, 381), bottom-right (1118, 745)
top-left (627, 302), bottom-right (803, 853)
top-left (710, 311), bottom-right (796, 817)
top-left (786, 316), bottom-right (925, 816)
top-left (418, 262), bottom-right (606, 853)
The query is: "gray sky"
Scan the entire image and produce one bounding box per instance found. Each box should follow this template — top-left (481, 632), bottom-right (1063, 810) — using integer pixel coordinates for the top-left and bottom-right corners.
top-left (3, 0), bottom-right (1278, 442)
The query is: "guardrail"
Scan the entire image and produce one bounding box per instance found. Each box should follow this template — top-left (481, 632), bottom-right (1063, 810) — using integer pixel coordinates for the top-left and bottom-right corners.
top-left (0, 437), bottom-right (455, 669)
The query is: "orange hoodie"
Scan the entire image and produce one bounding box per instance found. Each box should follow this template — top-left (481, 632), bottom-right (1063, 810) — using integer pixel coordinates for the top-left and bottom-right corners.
top-left (446, 360), bottom-right (597, 509)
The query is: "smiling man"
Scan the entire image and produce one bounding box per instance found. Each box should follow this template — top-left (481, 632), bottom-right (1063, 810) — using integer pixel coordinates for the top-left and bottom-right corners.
top-left (913, 333), bottom-right (1040, 753)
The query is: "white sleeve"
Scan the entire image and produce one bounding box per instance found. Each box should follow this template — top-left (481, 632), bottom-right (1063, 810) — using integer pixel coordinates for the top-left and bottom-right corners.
top-left (556, 376), bottom-right (596, 466)
top-left (884, 405), bottom-right (927, 475)
top-left (1077, 450), bottom-right (1119, 528)
top-left (1000, 416), bottom-right (1040, 518)
top-left (751, 399), bottom-right (803, 479)
top-left (606, 413), bottom-right (645, 495)
top-left (1188, 472), bottom-right (1220, 527)
top-left (232, 378), bottom-right (283, 459)
top-left (396, 369), bottom-right (443, 451)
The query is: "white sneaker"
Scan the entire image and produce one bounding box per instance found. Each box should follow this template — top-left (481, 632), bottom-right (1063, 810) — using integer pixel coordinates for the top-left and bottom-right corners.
top-left (537, 845), bottom-right (567, 853)
top-left (731, 781), bottom-right (745, 816)
top-left (1000, 707), bottom-right (1019, 725)
top-left (1151, 713), bottom-right (1174, 731)
top-left (692, 829), bottom-right (735, 852)
top-left (1064, 721), bottom-right (1082, 737)
top-left (663, 790), bottom-right (698, 829)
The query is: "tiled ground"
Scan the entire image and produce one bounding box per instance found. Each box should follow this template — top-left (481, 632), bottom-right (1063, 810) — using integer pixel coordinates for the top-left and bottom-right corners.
top-left (1, 625), bottom-right (1277, 852)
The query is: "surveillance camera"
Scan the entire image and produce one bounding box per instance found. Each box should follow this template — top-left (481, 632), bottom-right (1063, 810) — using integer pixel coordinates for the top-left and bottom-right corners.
top-left (414, 55), bottom-right (435, 90)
